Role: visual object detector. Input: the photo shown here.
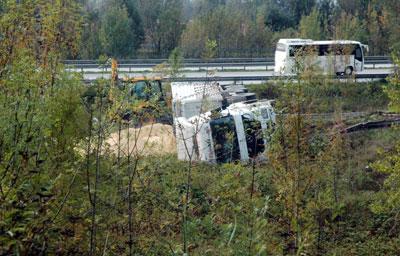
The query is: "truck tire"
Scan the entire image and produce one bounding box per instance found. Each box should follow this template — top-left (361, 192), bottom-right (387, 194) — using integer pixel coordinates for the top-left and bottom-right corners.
top-left (344, 66), bottom-right (353, 76)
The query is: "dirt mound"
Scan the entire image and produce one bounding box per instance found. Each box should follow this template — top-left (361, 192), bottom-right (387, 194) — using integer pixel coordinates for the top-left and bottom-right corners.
top-left (105, 123), bottom-right (176, 156)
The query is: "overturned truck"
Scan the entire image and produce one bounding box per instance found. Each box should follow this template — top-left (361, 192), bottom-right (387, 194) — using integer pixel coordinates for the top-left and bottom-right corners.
top-left (171, 82), bottom-right (276, 163)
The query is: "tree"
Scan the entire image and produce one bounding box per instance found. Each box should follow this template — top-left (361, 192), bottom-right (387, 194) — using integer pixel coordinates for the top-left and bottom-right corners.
top-left (99, 3), bottom-right (138, 58)
top-left (366, 4), bottom-right (384, 55)
top-left (264, 2), bottom-right (295, 32)
top-left (180, 5), bottom-right (269, 58)
top-left (137, 0), bottom-right (183, 57)
top-left (381, 3), bottom-right (400, 55)
top-left (0, 50), bottom-right (89, 255)
top-left (288, 0), bottom-right (316, 24)
top-left (317, 0), bottom-right (337, 35)
top-left (370, 54), bottom-right (400, 219)
top-left (336, 0), bottom-right (370, 19)
top-left (334, 11), bottom-right (366, 41)
top-left (80, 7), bottom-right (102, 59)
top-left (265, 0), bottom-right (315, 31)
top-left (299, 8), bottom-right (323, 40)
top-left (268, 77), bottom-right (324, 254)
top-left (0, 0), bottom-right (82, 75)
top-left (121, 0), bottom-right (145, 50)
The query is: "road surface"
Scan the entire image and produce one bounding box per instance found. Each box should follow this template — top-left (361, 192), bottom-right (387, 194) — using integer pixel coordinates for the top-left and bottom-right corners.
top-left (81, 68), bottom-right (393, 83)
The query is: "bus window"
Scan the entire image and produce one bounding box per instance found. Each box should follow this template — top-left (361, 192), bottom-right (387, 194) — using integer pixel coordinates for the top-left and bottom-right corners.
top-left (210, 116), bottom-right (240, 163)
top-left (289, 46), bottom-right (302, 57)
top-left (330, 44), bottom-right (344, 55)
top-left (290, 45), bottom-right (317, 57)
top-left (318, 45), bottom-right (330, 56)
top-left (355, 45), bottom-right (363, 61)
top-left (289, 46), bottom-right (295, 57)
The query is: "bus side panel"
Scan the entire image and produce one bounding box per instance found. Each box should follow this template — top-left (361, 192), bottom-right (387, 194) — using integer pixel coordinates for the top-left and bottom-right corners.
top-left (354, 59), bottom-right (363, 72)
top-left (334, 54), bottom-right (353, 73)
top-left (274, 50), bottom-right (288, 74)
top-left (333, 54), bottom-right (342, 74)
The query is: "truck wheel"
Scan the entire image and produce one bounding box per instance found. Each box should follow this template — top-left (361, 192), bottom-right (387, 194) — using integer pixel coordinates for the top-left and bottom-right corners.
top-left (344, 66), bottom-right (353, 76)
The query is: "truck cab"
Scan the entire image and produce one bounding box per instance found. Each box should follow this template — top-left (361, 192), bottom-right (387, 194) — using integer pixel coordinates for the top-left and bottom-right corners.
top-left (119, 77), bottom-right (171, 123)
top-left (122, 77), bottom-right (165, 102)
top-left (175, 100), bottom-right (276, 163)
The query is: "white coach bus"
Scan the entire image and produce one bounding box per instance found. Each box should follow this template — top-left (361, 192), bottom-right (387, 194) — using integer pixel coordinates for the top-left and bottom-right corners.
top-left (274, 39), bottom-right (369, 76)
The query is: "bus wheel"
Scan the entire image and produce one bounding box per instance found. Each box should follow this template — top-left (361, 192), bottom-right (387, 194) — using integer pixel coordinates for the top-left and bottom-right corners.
top-left (344, 66), bottom-right (353, 76)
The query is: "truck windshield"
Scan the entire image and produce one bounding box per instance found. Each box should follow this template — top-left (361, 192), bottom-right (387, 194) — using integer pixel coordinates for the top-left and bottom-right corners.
top-left (242, 116), bottom-right (264, 158)
top-left (129, 80), bottom-right (163, 101)
top-left (210, 116), bottom-right (240, 163)
top-left (150, 80), bottom-right (163, 100)
top-left (130, 81), bottom-right (148, 99)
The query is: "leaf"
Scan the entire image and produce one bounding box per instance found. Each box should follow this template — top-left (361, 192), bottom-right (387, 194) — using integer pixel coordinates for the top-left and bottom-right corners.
top-left (227, 215), bottom-right (237, 246)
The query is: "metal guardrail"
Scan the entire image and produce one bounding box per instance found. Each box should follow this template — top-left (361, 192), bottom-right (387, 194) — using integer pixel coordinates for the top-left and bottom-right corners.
top-left (83, 73), bottom-right (390, 83)
top-left (65, 56), bottom-right (393, 71)
top-left (343, 118), bottom-right (400, 133)
top-left (64, 57), bottom-right (272, 65)
top-left (160, 73), bottom-right (389, 82)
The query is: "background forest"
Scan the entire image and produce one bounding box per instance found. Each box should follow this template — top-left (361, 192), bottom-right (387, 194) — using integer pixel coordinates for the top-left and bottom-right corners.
top-left (76, 0), bottom-right (400, 58)
top-left (1, 0), bottom-right (400, 255)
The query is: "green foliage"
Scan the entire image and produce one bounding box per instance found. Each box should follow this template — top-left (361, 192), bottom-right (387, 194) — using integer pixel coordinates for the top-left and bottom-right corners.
top-left (0, 0), bottom-right (82, 71)
top-left (136, 0), bottom-right (184, 57)
top-left (0, 50), bottom-right (88, 255)
top-left (247, 81), bottom-right (389, 113)
top-left (99, 3), bottom-right (138, 58)
top-left (334, 11), bottom-right (367, 41)
top-left (2, 1), bottom-right (400, 255)
top-left (202, 39), bottom-right (218, 60)
top-left (75, 0), bottom-right (400, 58)
top-left (385, 55), bottom-right (400, 113)
top-left (168, 48), bottom-right (184, 78)
top-left (181, 5), bottom-right (271, 57)
top-left (370, 54), bottom-right (400, 216)
top-left (299, 8), bottom-right (324, 40)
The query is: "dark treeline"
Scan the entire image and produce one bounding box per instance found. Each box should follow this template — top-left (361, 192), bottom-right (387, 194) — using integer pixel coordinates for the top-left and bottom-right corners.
top-left (78, 0), bottom-right (400, 58)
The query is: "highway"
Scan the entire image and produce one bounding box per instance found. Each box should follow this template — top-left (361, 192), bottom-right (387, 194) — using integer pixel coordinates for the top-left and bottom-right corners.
top-left (64, 56), bottom-right (392, 70)
top-left (81, 68), bottom-right (393, 83)
top-left (65, 56), bottom-right (394, 83)
top-left (68, 63), bottom-right (393, 73)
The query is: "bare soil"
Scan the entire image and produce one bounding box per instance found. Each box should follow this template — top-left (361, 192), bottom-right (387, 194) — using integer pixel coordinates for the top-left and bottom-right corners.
top-left (105, 123), bottom-right (176, 156)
